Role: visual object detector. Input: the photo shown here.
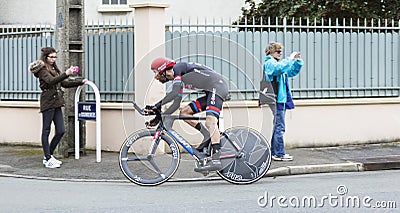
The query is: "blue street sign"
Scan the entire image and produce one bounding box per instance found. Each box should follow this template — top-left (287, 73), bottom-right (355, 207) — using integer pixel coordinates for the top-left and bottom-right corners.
top-left (77, 102), bottom-right (96, 120)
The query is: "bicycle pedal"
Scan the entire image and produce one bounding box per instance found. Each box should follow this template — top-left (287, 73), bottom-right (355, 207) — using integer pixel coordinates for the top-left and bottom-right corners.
top-left (193, 166), bottom-right (210, 176)
top-left (194, 157), bottom-right (222, 174)
top-left (194, 160), bottom-right (209, 175)
top-left (200, 170), bottom-right (210, 176)
top-left (195, 159), bottom-right (208, 168)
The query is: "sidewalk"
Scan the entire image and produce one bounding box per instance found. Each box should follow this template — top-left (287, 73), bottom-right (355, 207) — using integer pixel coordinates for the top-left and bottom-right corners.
top-left (0, 142), bottom-right (399, 183)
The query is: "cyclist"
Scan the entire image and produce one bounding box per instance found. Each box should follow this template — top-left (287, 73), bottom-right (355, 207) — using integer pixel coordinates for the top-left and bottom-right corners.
top-left (145, 57), bottom-right (229, 172)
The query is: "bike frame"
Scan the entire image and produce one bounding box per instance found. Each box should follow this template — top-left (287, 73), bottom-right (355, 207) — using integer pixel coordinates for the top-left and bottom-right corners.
top-left (152, 114), bottom-right (208, 162)
top-left (154, 115), bottom-right (247, 163)
top-left (133, 102), bottom-right (242, 162)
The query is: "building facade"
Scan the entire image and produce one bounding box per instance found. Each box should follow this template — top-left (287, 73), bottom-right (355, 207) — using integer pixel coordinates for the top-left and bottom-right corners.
top-left (0, 0), bottom-right (249, 25)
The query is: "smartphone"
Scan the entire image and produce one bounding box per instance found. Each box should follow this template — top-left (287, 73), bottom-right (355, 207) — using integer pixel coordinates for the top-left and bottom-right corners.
top-left (72, 66), bottom-right (79, 73)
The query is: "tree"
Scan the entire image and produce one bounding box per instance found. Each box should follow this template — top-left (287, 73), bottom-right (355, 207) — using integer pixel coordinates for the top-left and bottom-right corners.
top-left (236, 0), bottom-right (400, 29)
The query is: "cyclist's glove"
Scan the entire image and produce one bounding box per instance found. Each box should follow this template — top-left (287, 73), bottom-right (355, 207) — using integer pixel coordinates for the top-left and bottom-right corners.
top-left (145, 104), bottom-right (161, 115)
top-left (145, 104), bottom-right (156, 110)
top-left (145, 116), bottom-right (161, 127)
top-left (144, 105), bottom-right (156, 115)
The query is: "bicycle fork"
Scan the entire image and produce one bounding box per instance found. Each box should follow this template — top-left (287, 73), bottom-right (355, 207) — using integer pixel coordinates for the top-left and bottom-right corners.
top-left (147, 130), bottom-right (165, 177)
top-left (149, 130), bottom-right (162, 154)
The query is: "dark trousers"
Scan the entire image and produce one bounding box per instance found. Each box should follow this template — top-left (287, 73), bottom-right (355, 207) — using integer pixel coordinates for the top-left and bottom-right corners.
top-left (41, 107), bottom-right (65, 160)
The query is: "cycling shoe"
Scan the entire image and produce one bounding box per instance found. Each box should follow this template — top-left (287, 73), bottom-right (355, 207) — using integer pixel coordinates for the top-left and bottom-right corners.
top-left (194, 151), bottom-right (222, 172)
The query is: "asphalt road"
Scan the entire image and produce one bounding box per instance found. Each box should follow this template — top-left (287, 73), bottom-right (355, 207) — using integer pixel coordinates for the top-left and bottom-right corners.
top-left (1, 170), bottom-right (398, 212)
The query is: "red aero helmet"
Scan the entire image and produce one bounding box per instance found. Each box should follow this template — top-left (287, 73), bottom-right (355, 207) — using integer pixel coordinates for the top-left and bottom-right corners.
top-left (151, 57), bottom-right (176, 73)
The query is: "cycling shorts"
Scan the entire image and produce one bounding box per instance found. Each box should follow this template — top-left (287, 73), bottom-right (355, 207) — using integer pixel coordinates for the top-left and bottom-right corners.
top-left (189, 91), bottom-right (223, 118)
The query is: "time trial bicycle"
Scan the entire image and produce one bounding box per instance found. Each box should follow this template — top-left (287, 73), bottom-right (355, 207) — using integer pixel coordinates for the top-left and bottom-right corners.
top-left (119, 102), bottom-right (271, 186)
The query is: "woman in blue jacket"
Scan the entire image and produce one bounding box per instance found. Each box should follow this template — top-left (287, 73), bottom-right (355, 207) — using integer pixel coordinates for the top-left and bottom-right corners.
top-left (264, 42), bottom-right (303, 161)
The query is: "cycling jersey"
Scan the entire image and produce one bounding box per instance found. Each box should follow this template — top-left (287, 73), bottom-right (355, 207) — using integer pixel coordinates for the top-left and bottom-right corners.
top-left (155, 62), bottom-right (229, 114)
top-left (174, 62), bottom-right (228, 96)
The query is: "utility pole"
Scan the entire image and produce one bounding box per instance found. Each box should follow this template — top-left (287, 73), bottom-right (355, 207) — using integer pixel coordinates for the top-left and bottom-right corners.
top-left (55, 0), bottom-right (86, 157)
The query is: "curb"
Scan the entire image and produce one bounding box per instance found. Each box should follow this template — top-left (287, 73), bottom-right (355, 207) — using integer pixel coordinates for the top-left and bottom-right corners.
top-left (0, 163), bottom-right (364, 183)
top-left (265, 162), bottom-right (364, 177)
top-left (0, 173), bottom-right (129, 183)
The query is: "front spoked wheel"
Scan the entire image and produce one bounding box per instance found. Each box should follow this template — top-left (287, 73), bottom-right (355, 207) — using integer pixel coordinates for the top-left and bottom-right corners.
top-left (119, 129), bottom-right (180, 186)
top-left (218, 127), bottom-right (271, 184)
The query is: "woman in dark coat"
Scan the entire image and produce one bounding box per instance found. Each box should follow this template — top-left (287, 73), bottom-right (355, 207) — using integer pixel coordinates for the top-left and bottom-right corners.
top-left (29, 47), bottom-right (86, 168)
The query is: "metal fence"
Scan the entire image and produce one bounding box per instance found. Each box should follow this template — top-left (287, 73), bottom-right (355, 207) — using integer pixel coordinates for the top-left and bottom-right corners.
top-left (166, 17), bottom-right (400, 99)
top-left (0, 25), bottom-right (55, 100)
top-left (1, 17), bottom-right (399, 102)
top-left (85, 19), bottom-right (134, 101)
top-left (0, 21), bottom-right (134, 102)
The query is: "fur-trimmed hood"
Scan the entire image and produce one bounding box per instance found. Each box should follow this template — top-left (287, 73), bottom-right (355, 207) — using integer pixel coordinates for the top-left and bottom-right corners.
top-left (29, 60), bottom-right (45, 74)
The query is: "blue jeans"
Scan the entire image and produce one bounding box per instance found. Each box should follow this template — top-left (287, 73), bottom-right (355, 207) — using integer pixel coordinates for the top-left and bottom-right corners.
top-left (271, 109), bottom-right (286, 156)
top-left (41, 107), bottom-right (65, 160)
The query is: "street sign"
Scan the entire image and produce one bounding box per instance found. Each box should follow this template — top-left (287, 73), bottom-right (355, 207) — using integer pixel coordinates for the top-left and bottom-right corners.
top-left (77, 102), bottom-right (96, 120)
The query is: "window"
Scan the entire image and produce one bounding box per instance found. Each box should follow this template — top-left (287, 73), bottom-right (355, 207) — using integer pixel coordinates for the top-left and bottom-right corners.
top-left (98, 0), bottom-right (131, 13)
top-left (102, 0), bottom-right (127, 5)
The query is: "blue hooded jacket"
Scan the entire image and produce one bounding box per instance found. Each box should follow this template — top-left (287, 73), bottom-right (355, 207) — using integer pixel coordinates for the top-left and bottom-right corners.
top-left (263, 55), bottom-right (303, 110)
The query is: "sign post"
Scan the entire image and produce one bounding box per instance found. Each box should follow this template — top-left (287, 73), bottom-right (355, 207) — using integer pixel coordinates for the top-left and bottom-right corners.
top-left (74, 80), bottom-right (101, 162)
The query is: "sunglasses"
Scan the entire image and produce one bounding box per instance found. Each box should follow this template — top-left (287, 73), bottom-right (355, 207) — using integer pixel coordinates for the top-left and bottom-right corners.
top-left (275, 50), bottom-right (282, 54)
top-left (47, 56), bottom-right (57, 59)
